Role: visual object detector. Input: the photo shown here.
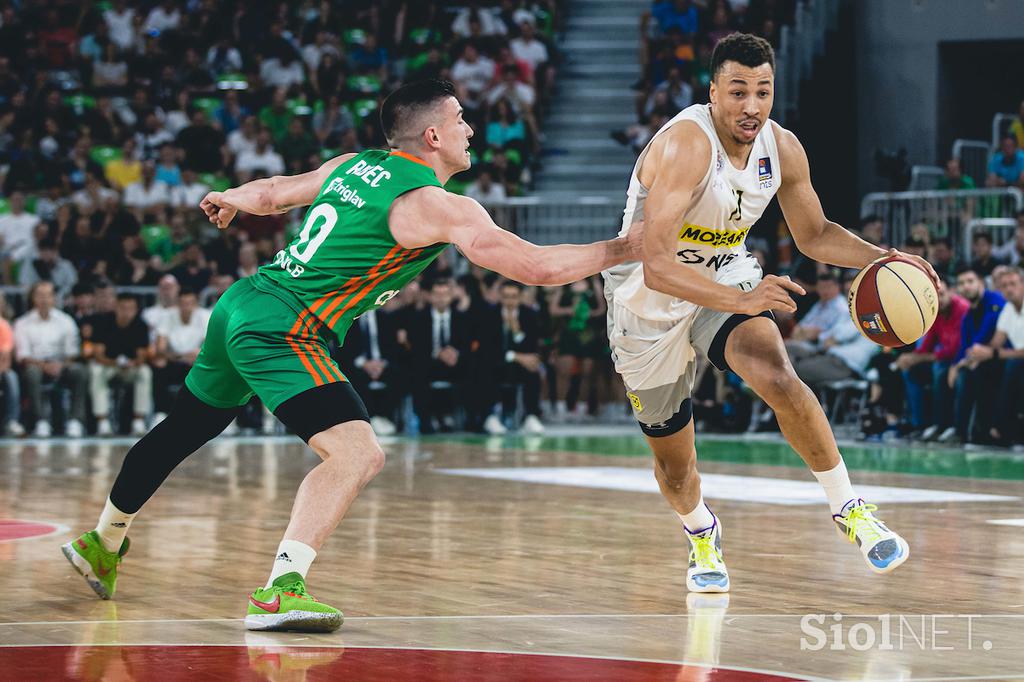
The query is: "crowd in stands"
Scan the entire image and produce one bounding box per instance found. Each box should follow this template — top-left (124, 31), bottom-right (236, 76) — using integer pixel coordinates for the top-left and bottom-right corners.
top-left (611, 0), bottom-right (795, 154)
top-left (1, 2), bottom-right (1023, 446)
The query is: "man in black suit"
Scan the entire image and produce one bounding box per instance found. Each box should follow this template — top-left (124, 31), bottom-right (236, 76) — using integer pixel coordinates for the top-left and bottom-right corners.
top-left (336, 305), bottom-right (405, 436)
top-left (496, 281), bottom-right (545, 433)
top-left (409, 278), bottom-right (469, 433)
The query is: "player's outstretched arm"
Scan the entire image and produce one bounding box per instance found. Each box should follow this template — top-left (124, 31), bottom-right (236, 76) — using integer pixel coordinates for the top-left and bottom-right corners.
top-left (774, 124), bottom-right (939, 286)
top-left (389, 187), bottom-right (640, 286)
top-left (199, 153), bottom-right (357, 229)
top-left (638, 123), bottom-right (804, 314)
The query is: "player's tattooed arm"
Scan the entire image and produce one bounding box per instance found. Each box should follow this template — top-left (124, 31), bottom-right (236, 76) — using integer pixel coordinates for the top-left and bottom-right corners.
top-left (390, 187), bottom-right (637, 286)
top-left (199, 153), bottom-right (356, 228)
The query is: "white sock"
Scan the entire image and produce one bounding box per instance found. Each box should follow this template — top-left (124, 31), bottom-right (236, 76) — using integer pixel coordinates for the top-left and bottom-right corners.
top-left (95, 497), bottom-right (135, 553)
top-left (813, 458), bottom-right (858, 515)
top-left (266, 539), bottom-right (317, 588)
top-left (677, 496), bottom-right (715, 534)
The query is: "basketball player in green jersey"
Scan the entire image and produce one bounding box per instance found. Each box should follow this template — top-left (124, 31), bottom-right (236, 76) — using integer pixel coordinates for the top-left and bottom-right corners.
top-left (62, 80), bottom-right (642, 632)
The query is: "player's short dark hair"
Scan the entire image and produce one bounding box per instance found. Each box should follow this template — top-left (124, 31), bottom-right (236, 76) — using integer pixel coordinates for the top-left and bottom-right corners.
top-left (116, 292), bottom-right (138, 305)
top-left (179, 287), bottom-right (198, 298)
top-left (859, 214), bottom-right (883, 229)
top-left (972, 231), bottom-right (993, 245)
top-left (710, 33), bottom-right (775, 80)
top-left (931, 237), bottom-right (952, 249)
top-left (379, 79), bottom-right (457, 145)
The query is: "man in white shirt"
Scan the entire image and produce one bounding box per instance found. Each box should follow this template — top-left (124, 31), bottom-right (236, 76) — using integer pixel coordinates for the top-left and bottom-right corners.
top-left (144, 0), bottom-right (180, 33)
top-left (151, 288), bottom-right (211, 422)
top-left (123, 160), bottom-right (171, 220)
top-left (486, 64), bottom-right (536, 115)
top-left (14, 282), bottom-right (88, 437)
top-left (785, 272), bottom-right (847, 349)
top-left (170, 168), bottom-right (210, 209)
top-left (966, 266), bottom-right (1024, 444)
top-left (464, 168), bottom-right (507, 205)
top-left (103, 0), bottom-right (135, 50)
top-left (227, 115), bottom-right (259, 160)
top-left (235, 128), bottom-right (285, 182)
top-left (142, 274), bottom-right (180, 339)
top-left (510, 21), bottom-right (549, 73)
top-left (451, 44), bottom-right (495, 109)
top-left (0, 191), bottom-right (41, 271)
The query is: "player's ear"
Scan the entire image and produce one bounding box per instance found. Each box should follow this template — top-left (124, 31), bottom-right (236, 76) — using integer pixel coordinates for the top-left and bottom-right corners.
top-left (424, 126), bottom-right (441, 150)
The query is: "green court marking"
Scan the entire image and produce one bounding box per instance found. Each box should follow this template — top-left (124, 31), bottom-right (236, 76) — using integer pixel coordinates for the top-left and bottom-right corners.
top-left (427, 434), bottom-right (1024, 481)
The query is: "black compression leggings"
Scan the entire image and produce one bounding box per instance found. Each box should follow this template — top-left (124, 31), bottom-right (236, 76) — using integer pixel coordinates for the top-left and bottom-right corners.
top-left (109, 387), bottom-right (240, 514)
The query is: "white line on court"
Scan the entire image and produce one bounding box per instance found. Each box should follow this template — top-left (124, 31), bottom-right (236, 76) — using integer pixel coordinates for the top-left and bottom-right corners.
top-left (986, 518), bottom-right (1024, 526)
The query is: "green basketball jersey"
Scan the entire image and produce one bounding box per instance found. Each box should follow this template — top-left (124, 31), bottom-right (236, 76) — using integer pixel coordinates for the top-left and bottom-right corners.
top-left (255, 149), bottom-right (447, 341)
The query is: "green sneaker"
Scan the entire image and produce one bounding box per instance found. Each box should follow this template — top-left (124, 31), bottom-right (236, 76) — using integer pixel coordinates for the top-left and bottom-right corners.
top-left (61, 530), bottom-right (130, 600)
top-left (245, 572), bottom-right (343, 633)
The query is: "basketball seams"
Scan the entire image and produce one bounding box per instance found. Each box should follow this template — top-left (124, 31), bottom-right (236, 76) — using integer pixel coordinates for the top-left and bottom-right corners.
top-left (879, 263), bottom-right (926, 344)
top-left (853, 263), bottom-right (902, 347)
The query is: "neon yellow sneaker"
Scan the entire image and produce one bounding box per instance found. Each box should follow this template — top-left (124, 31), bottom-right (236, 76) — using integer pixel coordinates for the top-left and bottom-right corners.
top-left (61, 530), bottom-right (129, 600)
top-left (685, 514), bottom-right (730, 593)
top-left (245, 572), bottom-right (343, 633)
top-left (833, 498), bottom-right (910, 574)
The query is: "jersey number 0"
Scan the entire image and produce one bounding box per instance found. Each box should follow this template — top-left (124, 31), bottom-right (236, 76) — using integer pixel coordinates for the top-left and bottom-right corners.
top-left (290, 204), bottom-right (338, 264)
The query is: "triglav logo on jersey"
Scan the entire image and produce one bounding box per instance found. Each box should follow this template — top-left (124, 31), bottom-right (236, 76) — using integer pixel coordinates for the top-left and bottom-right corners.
top-left (757, 157), bottom-right (773, 189)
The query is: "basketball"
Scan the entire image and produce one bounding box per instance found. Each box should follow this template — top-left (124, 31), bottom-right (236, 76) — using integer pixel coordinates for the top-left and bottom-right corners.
top-left (848, 255), bottom-right (939, 347)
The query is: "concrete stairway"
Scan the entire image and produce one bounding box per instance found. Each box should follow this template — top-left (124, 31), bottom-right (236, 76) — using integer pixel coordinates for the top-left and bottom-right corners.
top-left (533, 0), bottom-right (647, 199)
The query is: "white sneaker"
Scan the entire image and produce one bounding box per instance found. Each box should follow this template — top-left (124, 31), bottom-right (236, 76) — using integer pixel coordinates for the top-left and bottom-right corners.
top-left (685, 514), bottom-right (730, 593)
top-left (833, 498), bottom-right (909, 574)
top-left (262, 412), bottom-right (277, 435)
top-left (370, 415), bottom-right (396, 436)
top-left (919, 424), bottom-right (940, 441)
top-left (936, 426), bottom-right (960, 444)
top-left (130, 418), bottom-right (147, 436)
top-left (65, 419), bottom-right (85, 438)
top-left (522, 414), bottom-right (545, 434)
top-left (151, 412), bottom-right (168, 427)
top-left (95, 418), bottom-right (113, 437)
top-left (222, 419), bottom-right (239, 436)
top-left (5, 420), bottom-right (25, 437)
top-left (33, 420), bottom-right (52, 438)
top-left (483, 414), bottom-right (507, 435)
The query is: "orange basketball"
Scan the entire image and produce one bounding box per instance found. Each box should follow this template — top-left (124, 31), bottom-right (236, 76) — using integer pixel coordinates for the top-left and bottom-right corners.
top-left (847, 255), bottom-right (938, 347)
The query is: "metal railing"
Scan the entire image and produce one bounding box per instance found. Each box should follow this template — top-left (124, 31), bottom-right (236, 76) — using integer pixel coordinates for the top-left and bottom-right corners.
top-left (962, 218), bottom-right (1018, 259)
top-left (479, 196), bottom-right (624, 245)
top-left (951, 138), bottom-right (991, 188)
top-left (909, 165), bottom-right (944, 191)
top-left (860, 187), bottom-right (1023, 248)
top-left (774, 0), bottom-right (841, 122)
top-left (992, 112), bottom-right (1018, 149)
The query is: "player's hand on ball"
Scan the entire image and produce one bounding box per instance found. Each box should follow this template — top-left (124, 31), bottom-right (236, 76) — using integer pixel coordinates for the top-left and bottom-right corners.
top-left (887, 248), bottom-right (940, 290)
top-left (742, 275), bottom-right (805, 314)
top-left (200, 192), bottom-right (238, 230)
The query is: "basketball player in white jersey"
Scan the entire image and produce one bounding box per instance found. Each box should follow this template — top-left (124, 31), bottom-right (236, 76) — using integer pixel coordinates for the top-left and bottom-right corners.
top-left (604, 33), bottom-right (938, 592)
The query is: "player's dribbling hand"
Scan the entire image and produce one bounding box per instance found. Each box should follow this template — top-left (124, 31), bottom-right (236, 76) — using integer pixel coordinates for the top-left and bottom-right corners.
top-left (741, 274), bottom-right (806, 315)
top-left (200, 191), bottom-right (238, 230)
top-left (887, 248), bottom-right (940, 290)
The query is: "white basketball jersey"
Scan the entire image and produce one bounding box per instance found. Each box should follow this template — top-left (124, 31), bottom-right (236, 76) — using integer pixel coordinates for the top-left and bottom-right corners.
top-left (604, 103), bottom-right (781, 322)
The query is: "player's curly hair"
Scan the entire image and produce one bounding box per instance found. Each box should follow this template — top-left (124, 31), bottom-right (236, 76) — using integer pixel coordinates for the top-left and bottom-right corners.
top-left (710, 33), bottom-right (775, 80)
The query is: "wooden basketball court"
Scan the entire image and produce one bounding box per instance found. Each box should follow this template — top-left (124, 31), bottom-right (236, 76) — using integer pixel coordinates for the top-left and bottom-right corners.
top-left (2, 430), bottom-right (1022, 681)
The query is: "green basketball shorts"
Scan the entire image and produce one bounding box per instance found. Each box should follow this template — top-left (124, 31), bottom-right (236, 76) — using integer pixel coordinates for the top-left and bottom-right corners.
top-left (185, 276), bottom-right (347, 413)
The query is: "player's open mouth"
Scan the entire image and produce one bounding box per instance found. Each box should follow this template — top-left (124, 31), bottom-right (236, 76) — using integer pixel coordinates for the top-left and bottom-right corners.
top-left (739, 120), bottom-right (759, 133)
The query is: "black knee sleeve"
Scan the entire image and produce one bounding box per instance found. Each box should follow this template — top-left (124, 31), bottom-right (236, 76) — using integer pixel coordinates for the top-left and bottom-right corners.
top-left (639, 398), bottom-right (693, 438)
top-left (109, 387), bottom-right (240, 513)
top-left (274, 381), bottom-right (370, 443)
